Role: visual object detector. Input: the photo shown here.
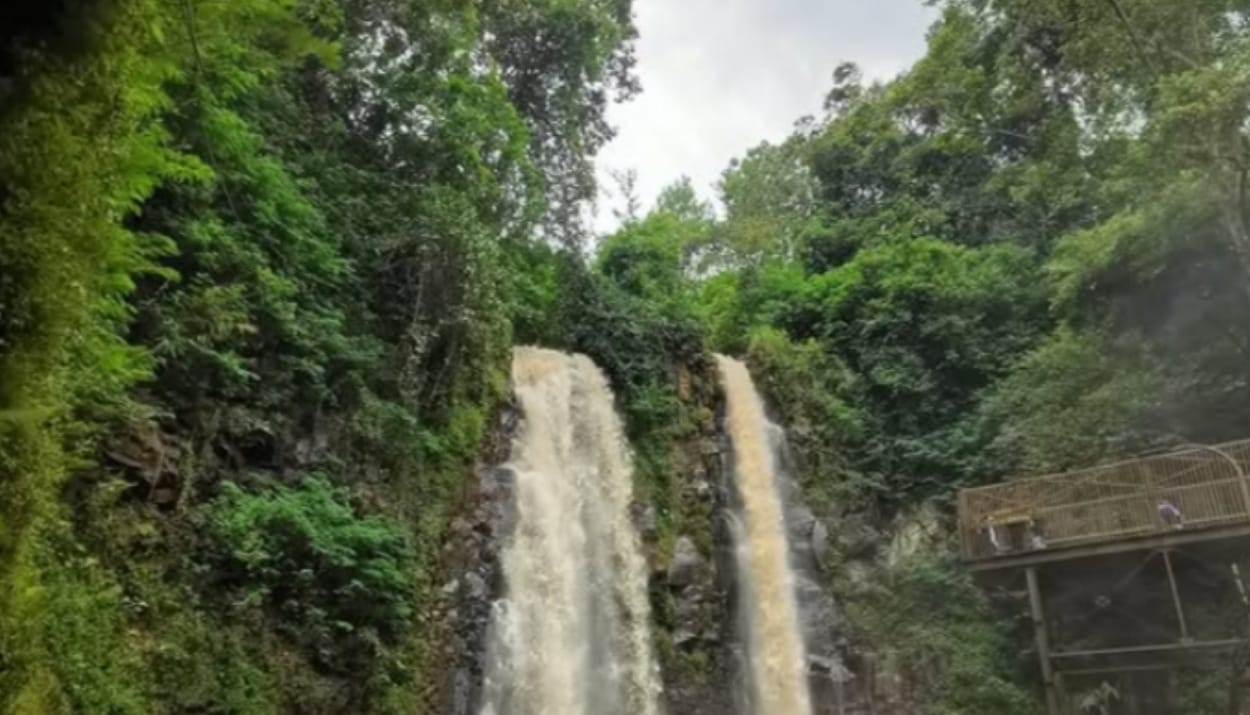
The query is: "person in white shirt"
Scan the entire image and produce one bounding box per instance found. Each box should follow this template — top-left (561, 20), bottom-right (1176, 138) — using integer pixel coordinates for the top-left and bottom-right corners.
top-left (1157, 498), bottom-right (1183, 529)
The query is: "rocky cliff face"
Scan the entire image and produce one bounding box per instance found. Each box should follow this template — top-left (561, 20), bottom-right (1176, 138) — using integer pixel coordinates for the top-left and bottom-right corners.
top-left (642, 357), bottom-right (857, 715)
top-left (435, 357), bottom-right (861, 715)
top-left (427, 405), bottom-right (519, 715)
top-left (439, 463), bottom-right (515, 715)
top-left (771, 427), bottom-right (855, 713)
top-left (820, 504), bottom-right (970, 715)
top-left (652, 359), bottom-right (738, 715)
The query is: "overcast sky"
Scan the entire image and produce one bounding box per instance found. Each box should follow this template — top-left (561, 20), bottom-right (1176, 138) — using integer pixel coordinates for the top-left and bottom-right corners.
top-left (592, 0), bottom-right (938, 233)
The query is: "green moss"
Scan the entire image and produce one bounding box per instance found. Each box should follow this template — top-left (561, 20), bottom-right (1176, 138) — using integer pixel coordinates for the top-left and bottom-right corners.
top-left (0, 2), bottom-right (184, 710)
top-left (39, 551), bottom-right (150, 714)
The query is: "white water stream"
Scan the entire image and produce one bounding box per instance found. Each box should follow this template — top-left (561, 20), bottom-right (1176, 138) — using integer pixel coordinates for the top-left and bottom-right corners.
top-left (717, 354), bottom-right (813, 715)
top-left (479, 347), bottom-right (662, 715)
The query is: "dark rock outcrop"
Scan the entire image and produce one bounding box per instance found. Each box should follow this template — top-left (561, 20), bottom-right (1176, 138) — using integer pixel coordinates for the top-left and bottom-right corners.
top-left (766, 424), bottom-right (857, 713)
top-left (436, 406), bottom-right (519, 715)
top-left (655, 360), bottom-right (738, 715)
top-left (437, 356), bottom-right (860, 715)
top-left (668, 536), bottom-right (701, 588)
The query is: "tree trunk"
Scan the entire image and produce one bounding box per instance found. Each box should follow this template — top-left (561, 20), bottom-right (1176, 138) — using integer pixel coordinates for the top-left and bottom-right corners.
top-left (1214, 132), bottom-right (1250, 305)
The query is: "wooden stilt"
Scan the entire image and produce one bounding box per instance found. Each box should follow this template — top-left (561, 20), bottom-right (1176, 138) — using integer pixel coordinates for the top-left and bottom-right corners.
top-left (1027, 567), bottom-right (1062, 715)
top-left (1161, 549), bottom-right (1189, 641)
top-left (1053, 671), bottom-right (1068, 715)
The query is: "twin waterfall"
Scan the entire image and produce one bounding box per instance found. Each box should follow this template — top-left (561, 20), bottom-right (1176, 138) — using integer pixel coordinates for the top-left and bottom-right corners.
top-left (480, 348), bottom-right (662, 715)
top-left (718, 355), bottom-right (814, 715)
top-left (480, 348), bottom-right (812, 715)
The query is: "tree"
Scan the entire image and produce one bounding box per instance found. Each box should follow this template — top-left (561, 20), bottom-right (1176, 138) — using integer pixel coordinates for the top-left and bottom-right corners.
top-left (966, 0), bottom-right (1250, 288)
top-left (787, 238), bottom-right (1047, 498)
top-left (717, 139), bottom-right (820, 267)
top-left (0, 0), bottom-right (643, 710)
top-left (609, 167), bottom-right (643, 225)
top-left (479, 0), bottom-right (640, 247)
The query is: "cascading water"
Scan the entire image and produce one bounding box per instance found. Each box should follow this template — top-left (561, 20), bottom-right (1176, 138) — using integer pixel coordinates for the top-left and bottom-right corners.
top-left (717, 354), bottom-right (813, 715)
top-left (479, 347), bottom-right (662, 715)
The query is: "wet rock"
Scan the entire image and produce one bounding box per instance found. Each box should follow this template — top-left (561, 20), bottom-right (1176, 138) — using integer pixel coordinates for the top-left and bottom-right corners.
top-left (811, 518), bottom-right (830, 565)
top-left (104, 423), bottom-right (188, 506)
top-left (842, 559), bottom-right (876, 591)
top-left (441, 579), bottom-right (460, 597)
top-left (451, 667), bottom-right (473, 715)
top-left (691, 479), bottom-right (712, 500)
top-left (292, 427), bottom-right (331, 467)
top-left (837, 514), bottom-right (881, 559)
top-left (786, 503), bottom-right (817, 547)
top-left (668, 536), bottom-right (701, 588)
top-left (634, 502), bottom-right (658, 543)
top-left (769, 445), bottom-right (856, 715)
top-left (673, 628), bottom-right (698, 650)
top-left (438, 459), bottom-right (516, 715)
top-left (463, 571), bottom-right (487, 602)
top-left (480, 466), bottom-right (512, 499)
top-left (886, 503), bottom-right (943, 568)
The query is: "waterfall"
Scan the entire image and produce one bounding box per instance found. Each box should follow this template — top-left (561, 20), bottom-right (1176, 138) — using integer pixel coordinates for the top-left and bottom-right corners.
top-left (479, 347), bottom-right (662, 715)
top-left (716, 354), bottom-right (813, 715)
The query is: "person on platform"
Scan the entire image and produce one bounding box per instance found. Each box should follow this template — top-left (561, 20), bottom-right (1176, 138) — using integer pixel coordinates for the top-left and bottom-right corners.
top-left (1027, 521), bottom-right (1047, 550)
top-left (983, 517), bottom-right (1007, 554)
top-left (1157, 498), bottom-right (1184, 529)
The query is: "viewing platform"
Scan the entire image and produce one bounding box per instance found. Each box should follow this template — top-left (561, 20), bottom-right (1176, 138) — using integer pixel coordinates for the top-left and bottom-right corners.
top-left (959, 440), bottom-right (1250, 715)
top-left (958, 440), bottom-right (1250, 571)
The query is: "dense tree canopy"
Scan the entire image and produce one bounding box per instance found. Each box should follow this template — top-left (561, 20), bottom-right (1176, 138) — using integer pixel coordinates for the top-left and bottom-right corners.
top-left (579, 4), bottom-right (1250, 710)
top-left (4, 0), bottom-right (1250, 712)
top-left (592, 0), bottom-right (1250, 511)
top-left (0, 0), bottom-right (635, 711)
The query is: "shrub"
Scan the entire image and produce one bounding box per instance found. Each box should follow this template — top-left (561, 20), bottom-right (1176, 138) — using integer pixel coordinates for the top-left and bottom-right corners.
top-left (207, 477), bottom-right (414, 671)
top-left (849, 548), bottom-right (1039, 715)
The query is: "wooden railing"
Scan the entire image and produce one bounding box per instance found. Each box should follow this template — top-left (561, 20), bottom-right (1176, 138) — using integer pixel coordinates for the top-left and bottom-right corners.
top-left (958, 440), bottom-right (1250, 561)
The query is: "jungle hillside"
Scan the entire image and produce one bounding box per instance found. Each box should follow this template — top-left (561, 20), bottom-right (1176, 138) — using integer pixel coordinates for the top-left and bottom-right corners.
top-left (3, 0), bottom-right (1250, 713)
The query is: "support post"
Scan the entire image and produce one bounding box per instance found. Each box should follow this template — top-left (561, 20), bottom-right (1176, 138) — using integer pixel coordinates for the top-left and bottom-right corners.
top-left (1027, 567), bottom-right (1062, 715)
top-left (1161, 549), bottom-right (1189, 641)
top-left (1053, 671), bottom-right (1068, 715)
top-left (1237, 462), bottom-right (1250, 520)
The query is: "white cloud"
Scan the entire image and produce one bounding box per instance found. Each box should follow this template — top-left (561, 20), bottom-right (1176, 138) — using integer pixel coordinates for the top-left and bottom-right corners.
top-left (593, 0), bottom-right (937, 234)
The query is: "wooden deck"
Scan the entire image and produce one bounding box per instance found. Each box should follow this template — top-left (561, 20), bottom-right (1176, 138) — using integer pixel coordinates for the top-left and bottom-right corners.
top-left (958, 440), bottom-right (1250, 568)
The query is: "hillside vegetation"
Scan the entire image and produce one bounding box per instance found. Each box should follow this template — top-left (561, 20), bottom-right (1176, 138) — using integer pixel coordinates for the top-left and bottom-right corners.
top-left (3, 0), bottom-right (1249, 713)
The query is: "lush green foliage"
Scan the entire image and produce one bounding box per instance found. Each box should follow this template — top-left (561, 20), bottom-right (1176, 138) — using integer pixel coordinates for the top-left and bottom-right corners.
top-left (0, 0), bottom-right (636, 711)
top-left (786, 238), bottom-right (1047, 499)
top-left (7, 0), bottom-right (1250, 711)
top-left (585, 0), bottom-right (1250, 510)
top-left (847, 549), bottom-right (1039, 714)
top-left (581, 0), bottom-right (1250, 710)
top-left (208, 478), bottom-right (414, 670)
top-left (0, 2), bottom-right (184, 709)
